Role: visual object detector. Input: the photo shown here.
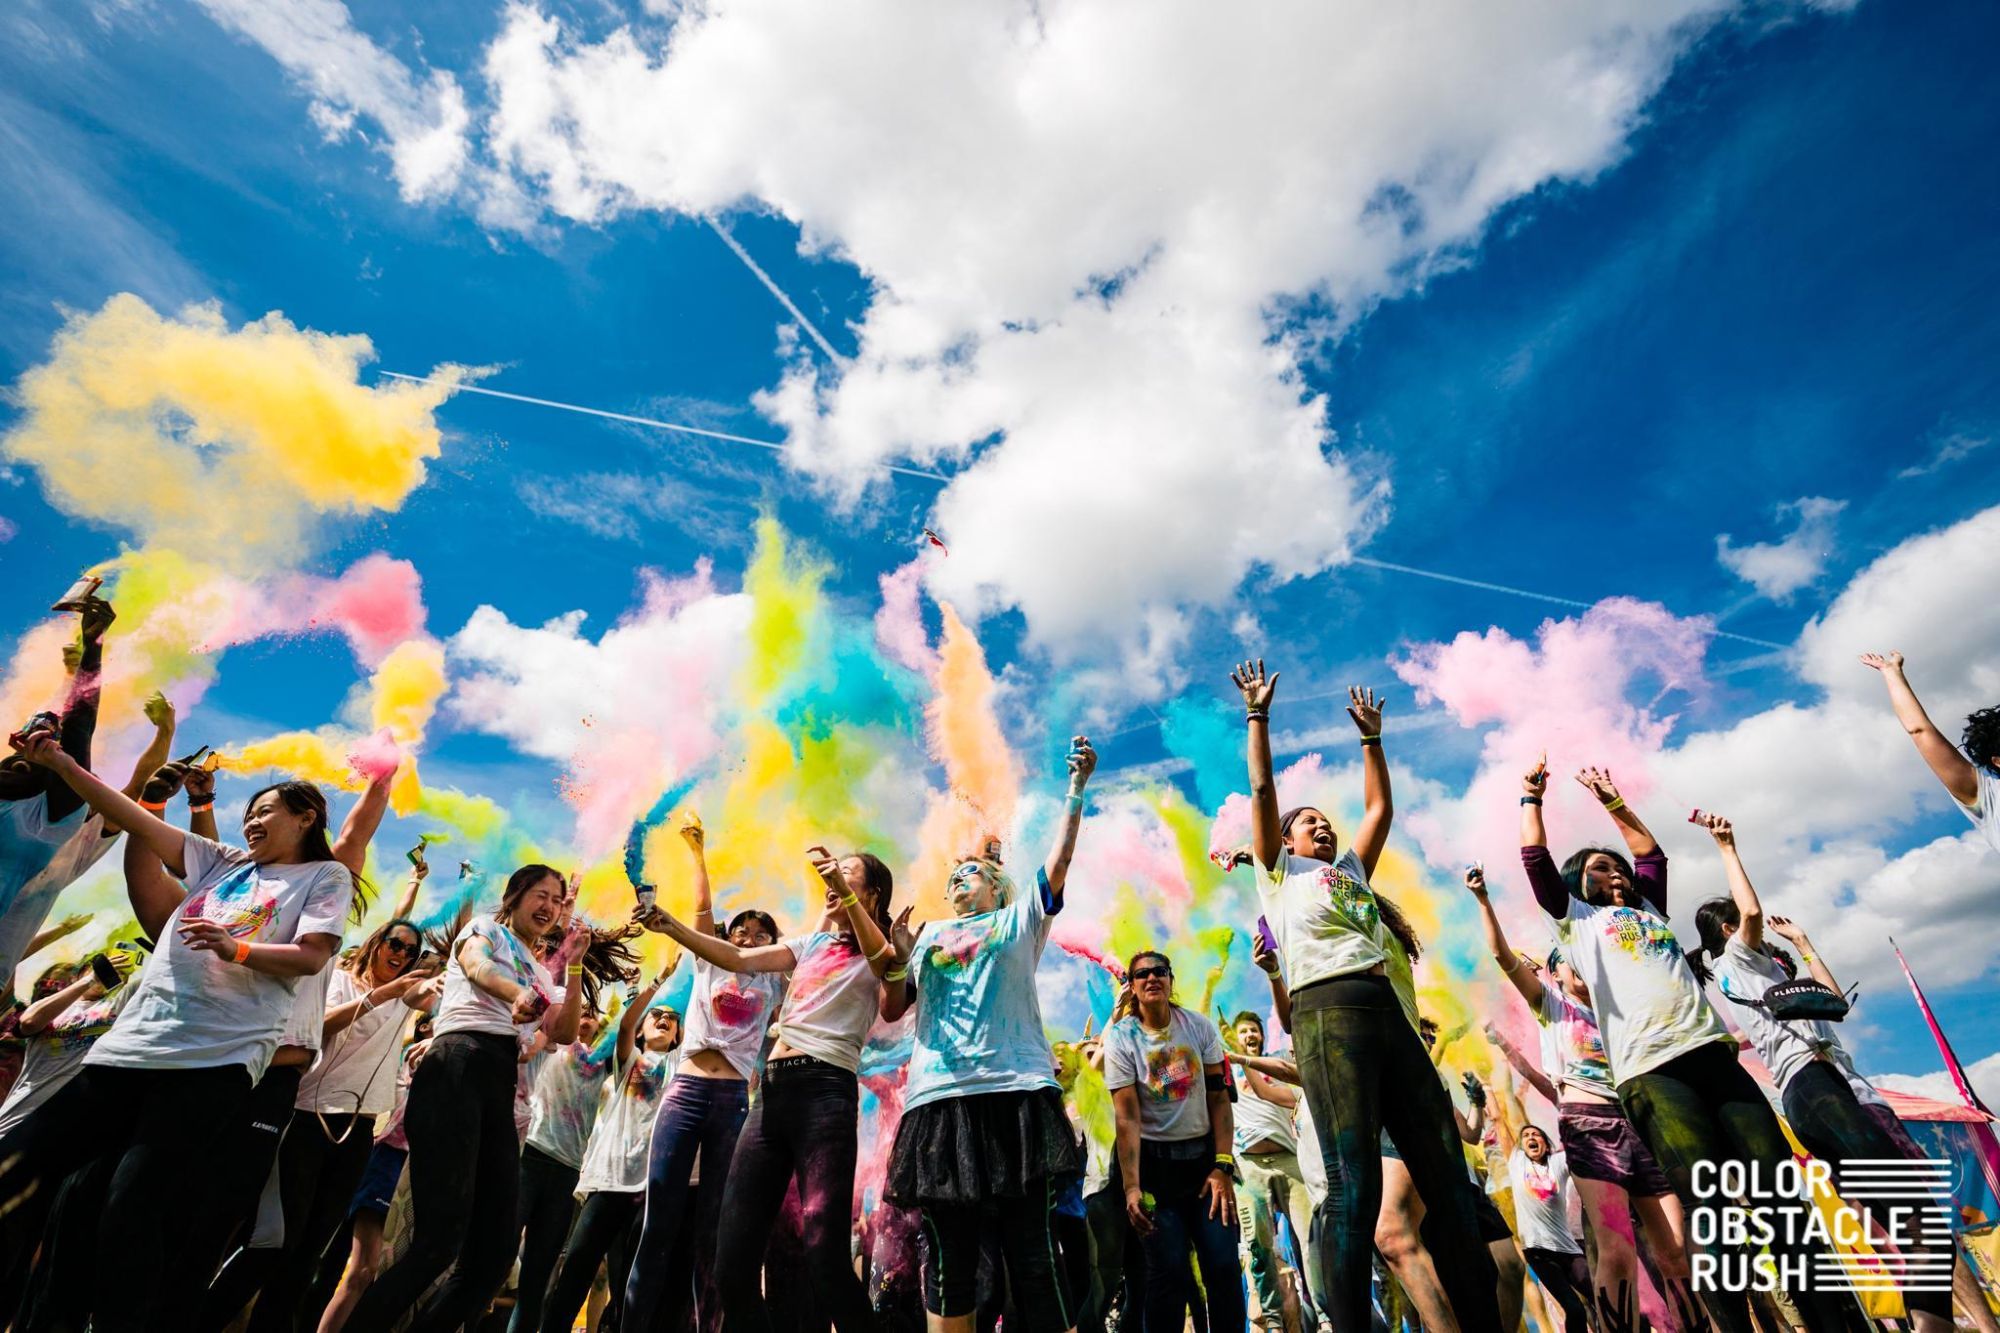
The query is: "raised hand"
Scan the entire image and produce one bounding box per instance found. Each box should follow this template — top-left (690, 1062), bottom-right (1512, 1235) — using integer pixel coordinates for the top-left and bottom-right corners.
top-left (183, 762), bottom-right (216, 804)
top-left (1523, 751), bottom-right (1549, 798)
top-left (1346, 685), bottom-right (1385, 736)
top-left (1251, 935), bottom-right (1281, 976)
top-left (889, 905), bottom-right (916, 960)
top-left (1072, 736), bottom-right (1104, 788)
top-left (76, 595), bottom-right (115, 644)
top-left (679, 811), bottom-right (705, 853)
top-left (1768, 915), bottom-right (1809, 945)
top-left (1695, 811), bottom-right (1734, 847)
top-left (1463, 863), bottom-right (1488, 897)
top-left (410, 858), bottom-right (430, 882)
top-left (1460, 1070), bottom-right (1487, 1109)
top-left (1230, 660), bottom-right (1280, 713)
top-left (10, 731), bottom-right (67, 770)
top-left (144, 762), bottom-right (190, 803)
top-left (1574, 765), bottom-right (1621, 806)
top-left (1858, 651), bottom-right (1905, 674)
top-left (143, 691), bottom-right (174, 730)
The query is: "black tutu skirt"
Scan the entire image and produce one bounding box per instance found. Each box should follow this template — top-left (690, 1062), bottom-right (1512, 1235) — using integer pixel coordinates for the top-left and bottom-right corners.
top-left (885, 1087), bottom-right (1081, 1208)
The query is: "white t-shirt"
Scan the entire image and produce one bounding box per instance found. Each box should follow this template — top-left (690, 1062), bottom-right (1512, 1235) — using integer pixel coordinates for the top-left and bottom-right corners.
top-left (775, 931), bottom-right (880, 1073)
top-left (1234, 1074), bottom-right (1299, 1155)
top-left (1537, 984), bottom-right (1617, 1099)
top-left (1102, 1007), bottom-right (1226, 1143)
top-left (0, 810), bottom-right (115, 993)
top-left (1509, 1148), bottom-right (1582, 1255)
top-left (0, 983), bottom-right (132, 1136)
top-left (279, 961), bottom-right (332, 1054)
top-left (682, 957), bottom-right (783, 1080)
top-left (432, 916), bottom-right (557, 1040)
top-left (576, 1047), bottom-right (676, 1195)
top-left (1956, 766), bottom-right (2000, 855)
top-left (903, 873), bottom-right (1062, 1112)
top-left (1559, 897), bottom-right (1730, 1087)
top-left (526, 1041), bottom-right (614, 1170)
top-left (1710, 936), bottom-right (1874, 1100)
top-left (87, 837), bottom-right (352, 1081)
top-left (1255, 849), bottom-right (1389, 992)
top-left (296, 968), bottom-right (414, 1118)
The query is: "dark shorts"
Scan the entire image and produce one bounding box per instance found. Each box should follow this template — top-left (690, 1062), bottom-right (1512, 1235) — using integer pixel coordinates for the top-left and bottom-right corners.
top-left (1473, 1184), bottom-right (1514, 1243)
top-left (1559, 1099), bottom-right (1674, 1197)
top-left (1379, 1129), bottom-right (1402, 1162)
top-left (348, 1142), bottom-right (408, 1219)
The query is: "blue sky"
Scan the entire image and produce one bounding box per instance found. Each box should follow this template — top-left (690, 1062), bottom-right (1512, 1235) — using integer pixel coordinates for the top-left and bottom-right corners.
top-left (3, 0), bottom-right (1998, 1086)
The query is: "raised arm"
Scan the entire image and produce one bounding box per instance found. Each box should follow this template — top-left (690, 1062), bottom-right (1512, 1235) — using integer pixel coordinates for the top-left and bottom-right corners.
top-left (679, 815), bottom-right (715, 936)
top-left (1465, 865), bottom-right (1545, 1008)
top-left (1232, 662), bottom-right (1283, 872)
top-left (1696, 813), bottom-right (1762, 954)
top-left (636, 905), bottom-right (795, 974)
top-left (1485, 1022), bottom-right (1560, 1105)
top-left (811, 850), bottom-right (901, 980)
top-left (617, 969), bottom-right (667, 1069)
top-left (1861, 653), bottom-right (1980, 805)
top-left (1230, 1054), bottom-right (1302, 1103)
top-left (392, 860), bottom-right (428, 920)
top-left (1043, 737), bottom-right (1096, 901)
top-left (44, 600), bottom-right (113, 822)
top-left (19, 734), bottom-right (189, 875)
top-left (1518, 755), bottom-right (1574, 919)
top-left (880, 909), bottom-right (918, 1023)
top-left (332, 767), bottom-right (396, 883)
top-left (180, 763), bottom-right (220, 842)
top-left (1577, 766), bottom-right (1669, 914)
top-left (1347, 686), bottom-right (1393, 877)
top-left (19, 971), bottom-right (103, 1036)
top-left (113, 693), bottom-right (177, 811)
top-left (1766, 916), bottom-right (1843, 994)
top-left (24, 912), bottom-right (92, 960)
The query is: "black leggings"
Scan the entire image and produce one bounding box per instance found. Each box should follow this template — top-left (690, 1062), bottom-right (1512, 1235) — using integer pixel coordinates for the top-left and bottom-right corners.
top-left (714, 1055), bottom-right (873, 1333)
top-left (1620, 1040), bottom-right (1855, 1333)
top-left (344, 1031), bottom-right (522, 1333)
top-left (510, 1143), bottom-right (581, 1333)
top-left (919, 1180), bottom-right (1071, 1329)
top-left (1293, 972), bottom-right (1500, 1333)
top-left (1523, 1246), bottom-right (1591, 1333)
top-left (0, 1062), bottom-right (253, 1333)
top-left (1782, 1061), bottom-right (1954, 1321)
top-left (539, 1189), bottom-right (643, 1332)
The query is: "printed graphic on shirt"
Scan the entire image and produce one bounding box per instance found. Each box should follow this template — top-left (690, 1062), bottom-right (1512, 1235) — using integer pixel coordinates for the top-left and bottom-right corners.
top-left (1597, 907), bottom-right (1683, 964)
top-left (182, 864), bottom-right (280, 940)
top-left (1317, 862), bottom-right (1381, 934)
top-left (925, 921), bottom-right (996, 974)
top-left (624, 1053), bottom-right (672, 1099)
top-left (1517, 1156), bottom-right (1561, 1201)
top-left (709, 978), bottom-right (769, 1028)
top-left (1144, 1043), bottom-right (1200, 1103)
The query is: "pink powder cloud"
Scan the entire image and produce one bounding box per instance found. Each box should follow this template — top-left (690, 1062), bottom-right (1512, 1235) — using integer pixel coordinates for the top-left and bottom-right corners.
top-left (875, 559), bottom-right (937, 678)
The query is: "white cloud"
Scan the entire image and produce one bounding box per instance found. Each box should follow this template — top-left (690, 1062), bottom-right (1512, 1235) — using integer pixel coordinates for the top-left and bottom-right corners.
top-left (211, 0), bottom-right (1761, 683)
top-left (1875, 1051), bottom-right (2000, 1112)
top-left (1897, 427), bottom-right (1991, 481)
top-left (1715, 495), bottom-right (1846, 603)
top-left (193, 0), bottom-right (471, 201)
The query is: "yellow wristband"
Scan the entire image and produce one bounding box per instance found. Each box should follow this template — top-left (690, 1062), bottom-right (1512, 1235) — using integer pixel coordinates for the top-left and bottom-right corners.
top-left (1603, 797), bottom-right (1626, 812)
top-left (566, 963), bottom-right (584, 978)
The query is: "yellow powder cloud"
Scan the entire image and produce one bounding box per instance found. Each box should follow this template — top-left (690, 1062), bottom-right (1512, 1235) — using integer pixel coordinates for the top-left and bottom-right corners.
top-left (3, 293), bottom-right (472, 568)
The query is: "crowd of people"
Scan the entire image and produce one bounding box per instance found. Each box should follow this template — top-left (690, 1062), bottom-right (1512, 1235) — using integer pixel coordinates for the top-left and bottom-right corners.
top-left (2, 595), bottom-right (1997, 1333)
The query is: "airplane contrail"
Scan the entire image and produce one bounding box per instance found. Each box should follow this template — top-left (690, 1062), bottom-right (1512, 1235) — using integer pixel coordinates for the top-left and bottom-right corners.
top-left (385, 370), bottom-right (1792, 652)
top-left (705, 216), bottom-right (850, 367)
top-left (376, 371), bottom-right (948, 482)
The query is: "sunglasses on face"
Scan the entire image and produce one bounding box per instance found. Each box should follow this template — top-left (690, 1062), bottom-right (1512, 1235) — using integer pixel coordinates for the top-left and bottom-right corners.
top-left (382, 938), bottom-right (419, 956)
top-left (1131, 965), bottom-right (1172, 982)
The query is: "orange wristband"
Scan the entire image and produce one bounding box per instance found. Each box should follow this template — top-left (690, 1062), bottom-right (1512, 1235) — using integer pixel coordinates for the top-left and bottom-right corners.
top-left (234, 940), bottom-right (251, 965)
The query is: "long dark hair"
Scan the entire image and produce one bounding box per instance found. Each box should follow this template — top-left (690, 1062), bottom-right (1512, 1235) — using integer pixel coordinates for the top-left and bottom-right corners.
top-left (851, 852), bottom-right (895, 935)
top-left (1376, 893), bottom-right (1422, 963)
top-left (1111, 949), bottom-right (1175, 1025)
top-left (545, 919), bottom-right (643, 1013)
top-left (246, 781), bottom-right (371, 920)
top-left (1559, 845), bottom-right (1634, 906)
top-left (499, 863), bottom-right (563, 922)
top-left (1687, 897), bottom-right (1795, 988)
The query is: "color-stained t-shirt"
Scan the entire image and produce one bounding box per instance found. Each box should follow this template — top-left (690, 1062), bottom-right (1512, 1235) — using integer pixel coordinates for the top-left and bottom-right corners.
top-left (1103, 1006), bottom-right (1226, 1143)
top-left (87, 836), bottom-right (351, 1080)
top-left (682, 956), bottom-right (784, 1080)
top-left (903, 869), bottom-right (1061, 1112)
top-left (775, 931), bottom-right (880, 1073)
top-left (1255, 849), bottom-right (1390, 992)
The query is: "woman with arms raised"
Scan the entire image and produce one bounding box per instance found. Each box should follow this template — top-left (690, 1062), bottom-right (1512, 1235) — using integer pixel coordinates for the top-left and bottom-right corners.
top-left (880, 737), bottom-right (1097, 1333)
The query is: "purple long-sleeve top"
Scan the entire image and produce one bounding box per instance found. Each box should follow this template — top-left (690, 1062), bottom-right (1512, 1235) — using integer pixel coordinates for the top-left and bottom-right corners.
top-left (1522, 843), bottom-right (1669, 919)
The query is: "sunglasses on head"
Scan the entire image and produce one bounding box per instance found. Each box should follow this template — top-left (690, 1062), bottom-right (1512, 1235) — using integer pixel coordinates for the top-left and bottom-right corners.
top-left (1131, 965), bottom-right (1172, 982)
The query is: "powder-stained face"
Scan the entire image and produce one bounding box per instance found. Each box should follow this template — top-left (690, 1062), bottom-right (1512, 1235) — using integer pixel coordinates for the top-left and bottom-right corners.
top-left (946, 860), bottom-right (1007, 917)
